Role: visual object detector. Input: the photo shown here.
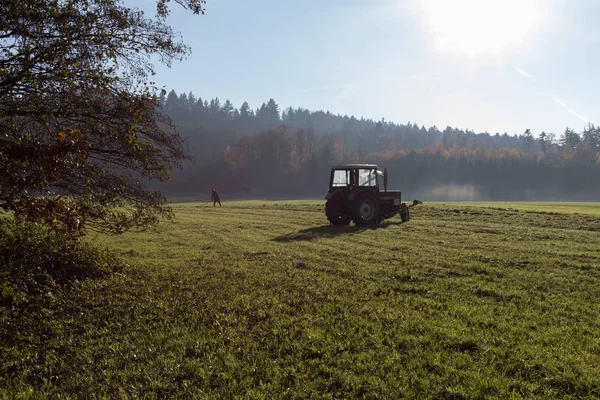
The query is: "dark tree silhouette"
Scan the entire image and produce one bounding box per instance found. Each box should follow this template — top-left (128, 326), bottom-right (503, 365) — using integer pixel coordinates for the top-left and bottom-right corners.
top-left (0, 0), bottom-right (205, 234)
top-left (521, 129), bottom-right (534, 152)
top-left (560, 128), bottom-right (581, 149)
top-left (154, 90), bottom-right (600, 200)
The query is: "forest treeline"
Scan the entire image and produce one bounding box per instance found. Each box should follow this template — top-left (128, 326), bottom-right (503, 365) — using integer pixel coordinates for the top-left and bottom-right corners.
top-left (160, 90), bottom-right (600, 200)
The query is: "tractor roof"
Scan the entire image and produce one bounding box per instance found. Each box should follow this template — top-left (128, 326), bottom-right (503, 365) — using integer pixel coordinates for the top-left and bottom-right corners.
top-left (331, 164), bottom-right (378, 169)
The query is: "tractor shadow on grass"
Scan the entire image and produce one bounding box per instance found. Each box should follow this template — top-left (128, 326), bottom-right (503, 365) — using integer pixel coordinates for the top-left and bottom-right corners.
top-left (272, 221), bottom-right (397, 242)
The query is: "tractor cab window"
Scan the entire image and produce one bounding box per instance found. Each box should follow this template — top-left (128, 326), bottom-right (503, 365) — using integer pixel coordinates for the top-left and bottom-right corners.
top-left (332, 169), bottom-right (350, 187)
top-left (358, 168), bottom-right (377, 187)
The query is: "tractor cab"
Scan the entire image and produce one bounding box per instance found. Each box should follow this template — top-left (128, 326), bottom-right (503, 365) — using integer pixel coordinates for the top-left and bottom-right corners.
top-left (329, 164), bottom-right (387, 191)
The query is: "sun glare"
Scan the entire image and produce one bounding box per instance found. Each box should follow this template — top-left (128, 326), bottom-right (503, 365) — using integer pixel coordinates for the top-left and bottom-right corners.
top-left (418, 0), bottom-right (542, 58)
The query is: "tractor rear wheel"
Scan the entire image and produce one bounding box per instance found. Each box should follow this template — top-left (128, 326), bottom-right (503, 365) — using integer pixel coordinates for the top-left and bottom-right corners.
top-left (325, 196), bottom-right (351, 226)
top-left (352, 193), bottom-right (380, 225)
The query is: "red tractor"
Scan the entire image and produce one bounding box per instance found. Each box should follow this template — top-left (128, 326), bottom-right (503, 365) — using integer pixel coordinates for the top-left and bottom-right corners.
top-left (325, 164), bottom-right (410, 225)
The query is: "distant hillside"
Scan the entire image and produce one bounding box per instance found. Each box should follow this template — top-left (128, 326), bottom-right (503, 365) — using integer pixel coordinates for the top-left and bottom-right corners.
top-left (159, 91), bottom-right (600, 201)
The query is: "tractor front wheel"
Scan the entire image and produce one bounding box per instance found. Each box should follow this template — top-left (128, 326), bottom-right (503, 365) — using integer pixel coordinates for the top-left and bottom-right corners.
top-left (400, 203), bottom-right (410, 222)
top-left (325, 196), bottom-right (351, 226)
top-left (352, 193), bottom-right (380, 225)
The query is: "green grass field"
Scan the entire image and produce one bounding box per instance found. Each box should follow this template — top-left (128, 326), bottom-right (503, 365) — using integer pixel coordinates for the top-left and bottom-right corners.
top-left (2, 202), bottom-right (600, 398)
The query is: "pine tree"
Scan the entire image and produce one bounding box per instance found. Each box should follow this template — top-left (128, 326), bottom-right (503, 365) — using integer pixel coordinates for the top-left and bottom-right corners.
top-left (265, 98), bottom-right (281, 125)
top-left (209, 98), bottom-right (222, 115)
top-left (521, 129), bottom-right (534, 152)
top-left (539, 131), bottom-right (548, 153)
top-left (582, 123), bottom-right (600, 149)
top-left (560, 128), bottom-right (580, 148)
top-left (222, 99), bottom-right (234, 120)
top-left (240, 101), bottom-right (251, 118)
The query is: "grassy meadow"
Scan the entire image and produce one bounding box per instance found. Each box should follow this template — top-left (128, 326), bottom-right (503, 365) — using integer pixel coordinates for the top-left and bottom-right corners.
top-left (2, 201), bottom-right (600, 398)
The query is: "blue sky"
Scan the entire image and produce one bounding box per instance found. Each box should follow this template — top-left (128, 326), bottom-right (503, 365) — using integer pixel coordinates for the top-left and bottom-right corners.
top-left (131, 0), bottom-right (599, 136)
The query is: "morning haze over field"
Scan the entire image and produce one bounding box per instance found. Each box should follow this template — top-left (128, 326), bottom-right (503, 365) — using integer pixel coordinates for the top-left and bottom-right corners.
top-left (125, 0), bottom-right (600, 201)
top-left (1, 1), bottom-right (600, 398)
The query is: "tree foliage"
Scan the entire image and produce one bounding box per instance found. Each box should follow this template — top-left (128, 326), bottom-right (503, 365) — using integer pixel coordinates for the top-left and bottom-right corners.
top-left (0, 0), bottom-right (205, 235)
top-left (159, 90), bottom-right (600, 200)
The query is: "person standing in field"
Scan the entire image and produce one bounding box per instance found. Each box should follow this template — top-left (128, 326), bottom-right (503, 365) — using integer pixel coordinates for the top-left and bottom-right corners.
top-left (211, 189), bottom-right (221, 207)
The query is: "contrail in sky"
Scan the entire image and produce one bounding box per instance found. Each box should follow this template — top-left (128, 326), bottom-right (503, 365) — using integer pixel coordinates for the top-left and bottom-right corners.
top-left (513, 65), bottom-right (537, 81)
top-left (298, 84), bottom-right (352, 93)
top-left (552, 96), bottom-right (594, 124)
top-left (300, 72), bottom-right (443, 94)
top-left (513, 64), bottom-right (594, 124)
top-left (334, 81), bottom-right (361, 101)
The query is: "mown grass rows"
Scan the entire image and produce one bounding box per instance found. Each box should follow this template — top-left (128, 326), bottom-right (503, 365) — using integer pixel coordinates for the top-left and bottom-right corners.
top-left (1, 202), bottom-right (600, 398)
